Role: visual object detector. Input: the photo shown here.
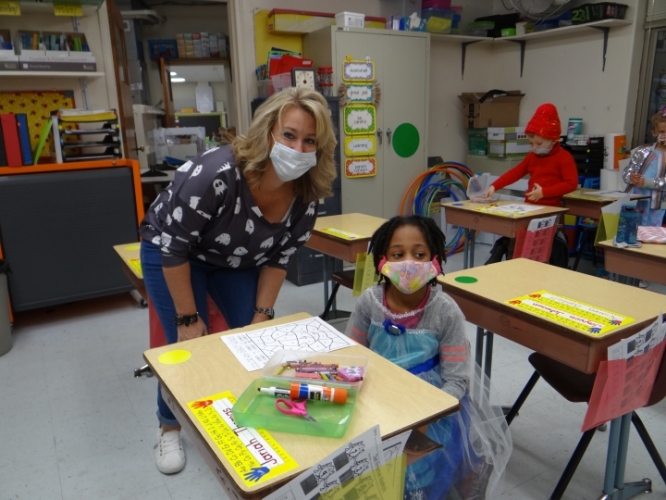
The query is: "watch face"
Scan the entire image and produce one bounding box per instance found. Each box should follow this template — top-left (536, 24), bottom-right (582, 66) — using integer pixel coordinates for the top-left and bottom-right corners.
top-left (292, 69), bottom-right (316, 90)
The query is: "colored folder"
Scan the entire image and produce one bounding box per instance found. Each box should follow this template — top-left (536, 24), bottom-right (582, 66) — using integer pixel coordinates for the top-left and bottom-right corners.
top-left (16, 114), bottom-right (32, 165)
top-left (0, 114), bottom-right (22, 167)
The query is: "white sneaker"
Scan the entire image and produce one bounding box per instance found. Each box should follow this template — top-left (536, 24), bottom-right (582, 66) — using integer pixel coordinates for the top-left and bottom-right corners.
top-left (155, 428), bottom-right (185, 474)
top-left (639, 280), bottom-right (648, 288)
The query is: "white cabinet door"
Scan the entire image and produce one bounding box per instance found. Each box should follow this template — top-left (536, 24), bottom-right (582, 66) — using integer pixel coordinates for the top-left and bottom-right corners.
top-left (334, 29), bottom-right (428, 218)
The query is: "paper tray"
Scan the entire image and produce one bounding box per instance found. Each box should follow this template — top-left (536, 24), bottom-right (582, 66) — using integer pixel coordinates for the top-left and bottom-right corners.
top-left (232, 378), bottom-right (358, 438)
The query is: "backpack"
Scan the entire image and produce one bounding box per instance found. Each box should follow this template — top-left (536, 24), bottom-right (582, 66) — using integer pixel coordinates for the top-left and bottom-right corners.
top-left (549, 230), bottom-right (570, 268)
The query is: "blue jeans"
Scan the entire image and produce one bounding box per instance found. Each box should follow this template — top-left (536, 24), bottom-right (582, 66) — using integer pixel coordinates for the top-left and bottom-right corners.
top-left (140, 241), bottom-right (259, 426)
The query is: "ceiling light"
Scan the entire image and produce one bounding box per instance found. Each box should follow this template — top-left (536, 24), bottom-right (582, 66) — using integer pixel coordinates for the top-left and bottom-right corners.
top-left (171, 77), bottom-right (186, 83)
top-left (170, 71), bottom-right (177, 76)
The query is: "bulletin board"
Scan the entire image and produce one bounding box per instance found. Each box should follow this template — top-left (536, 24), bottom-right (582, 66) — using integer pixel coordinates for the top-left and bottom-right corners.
top-left (0, 90), bottom-right (77, 161)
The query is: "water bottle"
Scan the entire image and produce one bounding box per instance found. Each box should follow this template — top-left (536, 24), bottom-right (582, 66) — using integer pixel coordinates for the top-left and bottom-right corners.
top-left (617, 204), bottom-right (639, 244)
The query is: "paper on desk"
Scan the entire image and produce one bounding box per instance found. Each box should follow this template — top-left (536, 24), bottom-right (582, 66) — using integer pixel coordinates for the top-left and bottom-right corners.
top-left (264, 425), bottom-right (408, 500)
top-left (474, 203), bottom-right (544, 217)
top-left (221, 317), bottom-right (356, 371)
top-left (594, 195), bottom-right (630, 245)
top-left (527, 215), bottom-right (557, 232)
top-left (582, 315), bottom-right (666, 431)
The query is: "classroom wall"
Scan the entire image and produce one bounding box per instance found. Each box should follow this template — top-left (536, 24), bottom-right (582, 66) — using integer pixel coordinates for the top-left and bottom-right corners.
top-left (427, 0), bottom-right (648, 164)
top-left (171, 82), bottom-right (228, 117)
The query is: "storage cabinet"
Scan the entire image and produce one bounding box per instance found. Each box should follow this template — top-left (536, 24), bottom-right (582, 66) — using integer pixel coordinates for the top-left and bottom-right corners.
top-left (305, 27), bottom-right (429, 218)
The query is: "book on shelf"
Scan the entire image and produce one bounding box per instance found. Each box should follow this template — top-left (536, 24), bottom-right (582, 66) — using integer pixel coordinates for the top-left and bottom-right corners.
top-left (15, 114), bottom-right (33, 165)
top-left (0, 114), bottom-right (23, 167)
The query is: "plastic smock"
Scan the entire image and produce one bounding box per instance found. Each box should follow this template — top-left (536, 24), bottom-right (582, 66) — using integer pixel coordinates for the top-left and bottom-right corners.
top-left (622, 144), bottom-right (666, 225)
top-left (346, 285), bottom-right (512, 500)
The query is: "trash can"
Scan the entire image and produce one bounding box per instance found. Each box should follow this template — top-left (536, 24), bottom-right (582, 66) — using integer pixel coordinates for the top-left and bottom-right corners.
top-left (0, 260), bottom-right (11, 356)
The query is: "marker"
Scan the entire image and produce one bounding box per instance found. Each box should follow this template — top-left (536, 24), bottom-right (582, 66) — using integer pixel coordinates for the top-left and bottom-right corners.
top-left (258, 387), bottom-right (290, 397)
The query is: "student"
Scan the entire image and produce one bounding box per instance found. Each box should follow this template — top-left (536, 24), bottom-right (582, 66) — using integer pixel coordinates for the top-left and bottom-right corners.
top-left (622, 108), bottom-right (666, 287)
top-left (484, 103), bottom-right (578, 264)
top-left (622, 108), bottom-right (666, 227)
top-left (345, 215), bottom-right (510, 499)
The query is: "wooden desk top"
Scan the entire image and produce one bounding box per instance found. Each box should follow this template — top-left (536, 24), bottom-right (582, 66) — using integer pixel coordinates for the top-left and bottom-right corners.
top-left (563, 189), bottom-right (650, 203)
top-left (438, 259), bottom-right (666, 373)
top-left (113, 243), bottom-right (142, 279)
top-left (598, 239), bottom-right (666, 259)
top-left (599, 239), bottom-right (666, 286)
top-left (441, 200), bottom-right (568, 219)
top-left (307, 213), bottom-right (387, 262)
top-left (143, 313), bottom-right (459, 497)
top-left (313, 213), bottom-right (387, 239)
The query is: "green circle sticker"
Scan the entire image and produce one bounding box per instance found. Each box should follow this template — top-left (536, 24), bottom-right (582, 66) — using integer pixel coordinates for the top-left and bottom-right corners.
top-left (455, 276), bottom-right (478, 284)
top-left (392, 123), bottom-right (420, 158)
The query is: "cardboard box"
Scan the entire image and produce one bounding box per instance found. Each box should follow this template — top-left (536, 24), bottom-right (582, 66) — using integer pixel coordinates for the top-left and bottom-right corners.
top-left (458, 91), bottom-right (524, 129)
top-left (488, 127), bottom-right (530, 158)
top-left (468, 128), bottom-right (487, 156)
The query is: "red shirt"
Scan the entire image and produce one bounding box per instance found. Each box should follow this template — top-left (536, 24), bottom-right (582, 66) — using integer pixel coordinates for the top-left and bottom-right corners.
top-left (491, 143), bottom-right (578, 206)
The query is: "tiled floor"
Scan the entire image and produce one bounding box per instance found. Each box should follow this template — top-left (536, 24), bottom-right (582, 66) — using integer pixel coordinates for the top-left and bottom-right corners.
top-left (1, 244), bottom-right (665, 500)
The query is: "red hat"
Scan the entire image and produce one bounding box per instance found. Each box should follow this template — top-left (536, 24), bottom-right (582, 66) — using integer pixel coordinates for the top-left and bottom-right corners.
top-left (525, 103), bottom-right (561, 140)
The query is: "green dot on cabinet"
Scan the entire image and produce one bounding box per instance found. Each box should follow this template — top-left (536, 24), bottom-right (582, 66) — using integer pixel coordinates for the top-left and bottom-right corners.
top-left (392, 123), bottom-right (420, 158)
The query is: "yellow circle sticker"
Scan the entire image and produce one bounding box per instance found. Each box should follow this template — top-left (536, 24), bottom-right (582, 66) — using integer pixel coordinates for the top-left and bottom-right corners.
top-left (158, 350), bottom-right (191, 364)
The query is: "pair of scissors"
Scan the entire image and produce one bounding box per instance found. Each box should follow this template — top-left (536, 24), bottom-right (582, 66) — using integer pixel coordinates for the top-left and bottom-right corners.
top-left (275, 398), bottom-right (316, 422)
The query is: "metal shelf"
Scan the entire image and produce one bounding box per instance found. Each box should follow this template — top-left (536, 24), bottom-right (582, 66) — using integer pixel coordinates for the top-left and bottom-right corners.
top-left (0, 70), bottom-right (105, 77)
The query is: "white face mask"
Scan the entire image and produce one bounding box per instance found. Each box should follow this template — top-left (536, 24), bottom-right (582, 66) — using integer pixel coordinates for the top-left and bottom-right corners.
top-left (532, 142), bottom-right (554, 156)
top-left (269, 134), bottom-right (317, 182)
top-left (657, 133), bottom-right (666, 144)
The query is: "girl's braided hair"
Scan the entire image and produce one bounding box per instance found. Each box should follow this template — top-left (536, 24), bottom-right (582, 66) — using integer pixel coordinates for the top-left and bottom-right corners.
top-left (369, 215), bottom-right (447, 284)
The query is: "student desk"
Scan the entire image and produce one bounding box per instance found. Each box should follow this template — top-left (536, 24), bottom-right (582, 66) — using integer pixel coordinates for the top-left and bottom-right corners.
top-left (438, 258), bottom-right (666, 499)
top-left (440, 200), bottom-right (568, 268)
top-left (143, 313), bottom-right (459, 500)
top-left (599, 239), bottom-right (666, 286)
top-left (305, 213), bottom-right (387, 314)
top-left (562, 189), bottom-right (650, 219)
top-left (113, 243), bottom-right (147, 304)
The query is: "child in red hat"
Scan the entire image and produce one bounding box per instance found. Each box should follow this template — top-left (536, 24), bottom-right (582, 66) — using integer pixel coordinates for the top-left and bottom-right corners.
top-left (484, 103), bottom-right (578, 264)
top-left (484, 103), bottom-right (578, 206)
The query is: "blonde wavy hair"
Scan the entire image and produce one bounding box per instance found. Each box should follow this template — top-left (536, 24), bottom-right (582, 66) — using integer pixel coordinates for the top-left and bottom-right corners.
top-left (232, 87), bottom-right (337, 202)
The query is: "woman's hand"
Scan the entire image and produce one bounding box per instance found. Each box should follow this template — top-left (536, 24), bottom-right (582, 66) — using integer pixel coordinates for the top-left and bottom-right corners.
top-left (250, 312), bottom-right (272, 325)
top-left (484, 185), bottom-right (496, 198)
top-left (527, 183), bottom-right (544, 202)
top-left (630, 173), bottom-right (645, 187)
top-left (177, 321), bottom-right (208, 342)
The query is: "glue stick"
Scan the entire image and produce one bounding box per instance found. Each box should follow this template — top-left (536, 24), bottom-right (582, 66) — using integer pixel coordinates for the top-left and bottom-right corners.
top-left (290, 382), bottom-right (347, 404)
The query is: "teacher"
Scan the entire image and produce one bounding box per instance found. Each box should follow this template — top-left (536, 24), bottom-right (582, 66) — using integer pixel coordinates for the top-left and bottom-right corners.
top-left (139, 87), bottom-right (338, 474)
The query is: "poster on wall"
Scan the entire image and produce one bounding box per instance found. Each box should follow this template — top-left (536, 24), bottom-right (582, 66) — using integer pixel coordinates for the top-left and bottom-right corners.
top-left (345, 157), bottom-right (377, 178)
top-left (342, 59), bottom-right (375, 82)
top-left (344, 105), bottom-right (376, 136)
top-left (344, 135), bottom-right (377, 157)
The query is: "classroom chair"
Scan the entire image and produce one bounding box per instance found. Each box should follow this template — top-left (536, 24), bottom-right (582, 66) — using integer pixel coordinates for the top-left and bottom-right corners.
top-left (320, 269), bottom-right (355, 320)
top-left (570, 177), bottom-right (601, 271)
top-left (504, 350), bottom-right (666, 500)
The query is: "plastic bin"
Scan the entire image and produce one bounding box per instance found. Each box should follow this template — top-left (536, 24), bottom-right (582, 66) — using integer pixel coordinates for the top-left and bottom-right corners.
top-left (0, 260), bottom-right (11, 357)
top-left (421, 8), bottom-right (454, 33)
top-left (232, 377), bottom-right (359, 438)
top-left (467, 173), bottom-right (500, 203)
top-left (466, 21), bottom-right (494, 37)
top-left (335, 11), bottom-right (364, 28)
top-left (422, 0), bottom-right (452, 9)
top-left (269, 72), bottom-right (292, 95)
top-left (571, 3), bottom-right (628, 24)
top-left (147, 39), bottom-right (178, 60)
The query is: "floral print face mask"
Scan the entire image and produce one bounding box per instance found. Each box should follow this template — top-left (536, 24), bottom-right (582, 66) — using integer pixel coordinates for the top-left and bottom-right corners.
top-left (377, 257), bottom-right (441, 294)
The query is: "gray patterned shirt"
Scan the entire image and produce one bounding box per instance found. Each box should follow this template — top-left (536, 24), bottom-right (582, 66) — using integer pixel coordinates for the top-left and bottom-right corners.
top-left (139, 145), bottom-right (317, 269)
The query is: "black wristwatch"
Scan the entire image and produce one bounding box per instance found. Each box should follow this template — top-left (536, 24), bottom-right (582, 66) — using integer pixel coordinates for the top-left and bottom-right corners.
top-left (174, 312), bottom-right (199, 326)
top-left (254, 307), bottom-right (275, 319)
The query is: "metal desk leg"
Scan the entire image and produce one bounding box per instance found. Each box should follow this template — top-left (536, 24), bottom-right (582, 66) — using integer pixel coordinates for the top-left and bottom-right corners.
top-left (475, 327), bottom-right (485, 369)
top-left (465, 229), bottom-right (476, 269)
top-left (322, 253), bottom-right (330, 308)
top-left (484, 331), bottom-right (494, 379)
top-left (475, 327), bottom-right (494, 379)
top-left (599, 414), bottom-right (651, 500)
top-left (463, 228), bottom-right (470, 270)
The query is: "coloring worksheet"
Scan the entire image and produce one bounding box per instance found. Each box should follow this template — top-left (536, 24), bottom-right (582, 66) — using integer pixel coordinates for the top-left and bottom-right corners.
top-left (221, 317), bottom-right (356, 371)
top-left (474, 203), bottom-right (544, 217)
